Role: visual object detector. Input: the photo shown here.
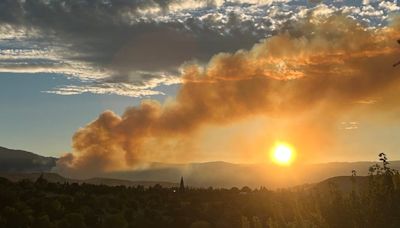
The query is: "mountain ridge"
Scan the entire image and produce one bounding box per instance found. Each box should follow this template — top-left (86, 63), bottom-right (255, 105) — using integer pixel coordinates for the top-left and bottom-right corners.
top-left (1, 146), bottom-right (398, 189)
top-left (0, 146), bottom-right (57, 172)
top-left (0, 172), bottom-right (178, 188)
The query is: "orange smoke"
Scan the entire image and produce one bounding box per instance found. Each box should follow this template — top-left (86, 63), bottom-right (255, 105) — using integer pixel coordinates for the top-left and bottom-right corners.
top-left (57, 15), bottom-right (400, 177)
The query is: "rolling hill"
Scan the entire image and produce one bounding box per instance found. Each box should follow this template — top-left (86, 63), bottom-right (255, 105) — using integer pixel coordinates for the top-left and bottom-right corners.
top-left (0, 146), bottom-right (57, 172)
top-left (0, 172), bottom-right (177, 188)
top-left (1, 145), bottom-right (398, 189)
top-left (104, 161), bottom-right (400, 189)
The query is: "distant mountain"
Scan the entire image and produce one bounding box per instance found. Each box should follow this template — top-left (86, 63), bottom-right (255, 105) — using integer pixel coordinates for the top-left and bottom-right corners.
top-left (1, 146), bottom-right (399, 189)
top-left (103, 161), bottom-right (400, 189)
top-left (0, 146), bottom-right (57, 172)
top-left (83, 177), bottom-right (177, 187)
top-left (312, 176), bottom-right (370, 193)
top-left (0, 172), bottom-right (177, 188)
top-left (0, 171), bottom-right (378, 193)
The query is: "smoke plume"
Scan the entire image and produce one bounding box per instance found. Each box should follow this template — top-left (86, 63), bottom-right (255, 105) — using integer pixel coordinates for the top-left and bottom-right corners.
top-left (57, 15), bottom-right (400, 177)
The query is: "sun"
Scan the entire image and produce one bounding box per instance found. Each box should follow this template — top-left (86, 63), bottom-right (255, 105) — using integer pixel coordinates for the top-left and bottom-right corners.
top-left (271, 142), bottom-right (295, 165)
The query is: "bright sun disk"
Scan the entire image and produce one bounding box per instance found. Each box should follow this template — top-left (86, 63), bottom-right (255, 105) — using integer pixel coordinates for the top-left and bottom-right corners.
top-left (272, 143), bottom-right (294, 165)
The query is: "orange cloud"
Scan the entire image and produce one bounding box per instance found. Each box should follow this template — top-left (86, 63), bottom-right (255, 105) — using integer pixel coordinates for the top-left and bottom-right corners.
top-left (57, 15), bottom-right (400, 177)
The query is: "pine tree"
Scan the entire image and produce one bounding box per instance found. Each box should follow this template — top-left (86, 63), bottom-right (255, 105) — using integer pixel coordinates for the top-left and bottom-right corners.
top-left (179, 176), bottom-right (185, 193)
top-left (35, 173), bottom-right (48, 187)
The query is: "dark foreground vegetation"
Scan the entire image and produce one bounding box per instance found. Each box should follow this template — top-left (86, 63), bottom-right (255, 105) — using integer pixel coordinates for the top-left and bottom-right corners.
top-left (1, 153), bottom-right (400, 228)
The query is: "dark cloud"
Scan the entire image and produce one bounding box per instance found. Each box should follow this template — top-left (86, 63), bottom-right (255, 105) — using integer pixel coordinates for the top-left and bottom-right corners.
top-left (1, 0), bottom-right (398, 97)
top-left (0, 0), bottom-right (265, 78)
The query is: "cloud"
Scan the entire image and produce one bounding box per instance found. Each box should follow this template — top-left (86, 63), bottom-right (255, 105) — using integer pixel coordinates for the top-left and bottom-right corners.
top-left (44, 73), bottom-right (181, 97)
top-left (0, 0), bottom-right (399, 96)
top-left (0, 0), bottom-right (268, 70)
top-left (56, 15), bottom-right (400, 177)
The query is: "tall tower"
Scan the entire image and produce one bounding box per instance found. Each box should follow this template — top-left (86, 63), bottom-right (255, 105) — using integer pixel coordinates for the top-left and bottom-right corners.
top-left (179, 176), bottom-right (185, 192)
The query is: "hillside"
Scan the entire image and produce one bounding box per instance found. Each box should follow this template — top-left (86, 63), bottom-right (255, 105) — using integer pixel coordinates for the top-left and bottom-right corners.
top-left (0, 146), bottom-right (56, 172)
top-left (1, 146), bottom-right (399, 189)
top-left (310, 176), bottom-right (370, 193)
top-left (104, 161), bottom-right (400, 189)
top-left (0, 172), bottom-right (177, 188)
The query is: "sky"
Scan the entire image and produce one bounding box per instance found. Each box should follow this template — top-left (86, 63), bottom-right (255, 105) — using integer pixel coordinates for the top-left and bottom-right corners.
top-left (1, 0), bottom-right (400, 176)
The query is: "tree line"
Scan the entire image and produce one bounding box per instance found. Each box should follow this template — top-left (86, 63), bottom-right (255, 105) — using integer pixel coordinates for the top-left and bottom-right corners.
top-left (1, 153), bottom-right (400, 228)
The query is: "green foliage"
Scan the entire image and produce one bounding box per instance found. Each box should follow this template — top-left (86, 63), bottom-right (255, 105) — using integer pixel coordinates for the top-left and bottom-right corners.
top-left (190, 220), bottom-right (211, 228)
top-left (58, 213), bottom-right (86, 228)
top-left (0, 153), bottom-right (399, 227)
top-left (103, 213), bottom-right (127, 228)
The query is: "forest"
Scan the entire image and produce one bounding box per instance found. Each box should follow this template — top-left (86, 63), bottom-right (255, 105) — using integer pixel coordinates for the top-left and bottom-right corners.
top-left (0, 153), bottom-right (399, 228)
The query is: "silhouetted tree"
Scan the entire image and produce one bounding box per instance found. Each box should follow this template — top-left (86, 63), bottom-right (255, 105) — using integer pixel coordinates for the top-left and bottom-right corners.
top-left (179, 177), bottom-right (185, 193)
top-left (1, 153), bottom-right (400, 228)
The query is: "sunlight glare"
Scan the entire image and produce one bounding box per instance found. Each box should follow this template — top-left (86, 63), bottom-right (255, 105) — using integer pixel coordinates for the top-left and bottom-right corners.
top-left (272, 142), bottom-right (295, 165)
